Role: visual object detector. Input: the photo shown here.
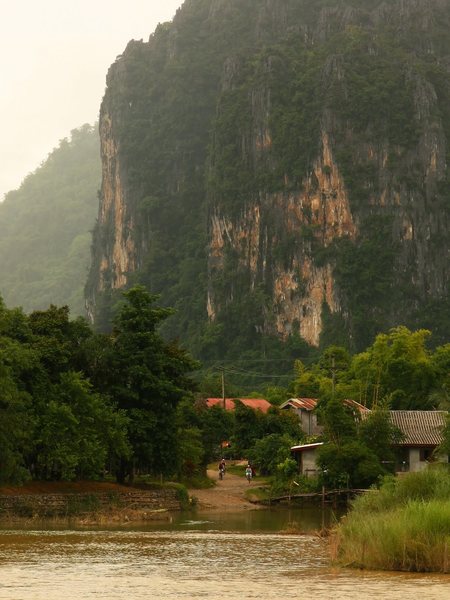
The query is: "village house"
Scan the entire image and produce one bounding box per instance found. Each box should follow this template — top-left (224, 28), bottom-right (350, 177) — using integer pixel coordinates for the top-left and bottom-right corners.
top-left (279, 398), bottom-right (322, 435)
top-left (389, 410), bottom-right (448, 472)
top-left (280, 397), bottom-right (369, 436)
top-left (291, 409), bottom-right (448, 476)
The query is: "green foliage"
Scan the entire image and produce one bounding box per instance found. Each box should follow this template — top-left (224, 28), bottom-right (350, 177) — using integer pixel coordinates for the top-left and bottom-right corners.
top-left (100, 286), bottom-right (199, 480)
top-left (176, 426), bottom-right (205, 479)
top-left (358, 405), bottom-right (402, 468)
top-left (318, 398), bottom-right (357, 447)
top-left (348, 327), bottom-right (438, 409)
top-left (249, 434), bottom-right (295, 476)
top-left (334, 467), bottom-right (450, 572)
top-left (35, 371), bottom-right (130, 481)
top-left (0, 125), bottom-right (100, 316)
top-left (331, 217), bottom-right (398, 351)
top-left (196, 404), bottom-right (235, 463)
top-left (316, 398), bottom-right (400, 488)
top-left (0, 287), bottom-right (198, 485)
top-left (439, 414), bottom-right (450, 456)
top-left (318, 440), bottom-right (385, 489)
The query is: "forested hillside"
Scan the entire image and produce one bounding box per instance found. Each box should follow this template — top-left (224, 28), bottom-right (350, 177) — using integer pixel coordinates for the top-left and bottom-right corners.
top-left (87, 0), bottom-right (450, 362)
top-left (0, 124), bottom-right (100, 316)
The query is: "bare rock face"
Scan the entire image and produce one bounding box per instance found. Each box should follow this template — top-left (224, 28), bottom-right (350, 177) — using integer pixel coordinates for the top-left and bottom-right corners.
top-left (208, 131), bottom-right (357, 346)
top-left (87, 0), bottom-right (450, 350)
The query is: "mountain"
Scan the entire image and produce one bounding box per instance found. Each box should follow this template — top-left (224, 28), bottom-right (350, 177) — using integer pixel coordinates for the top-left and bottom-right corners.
top-left (86, 0), bottom-right (450, 358)
top-left (0, 125), bottom-right (100, 316)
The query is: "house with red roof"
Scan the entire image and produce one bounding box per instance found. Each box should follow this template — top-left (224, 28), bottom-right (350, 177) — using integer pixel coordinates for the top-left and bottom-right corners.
top-left (206, 398), bottom-right (272, 413)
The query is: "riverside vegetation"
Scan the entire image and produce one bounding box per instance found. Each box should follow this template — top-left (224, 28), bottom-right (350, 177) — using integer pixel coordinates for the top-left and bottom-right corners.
top-left (1, 283), bottom-right (448, 493)
top-left (332, 466), bottom-right (450, 573)
top-left (1, 286), bottom-right (449, 572)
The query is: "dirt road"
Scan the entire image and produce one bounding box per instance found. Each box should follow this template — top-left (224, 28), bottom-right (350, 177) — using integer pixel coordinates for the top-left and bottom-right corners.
top-left (189, 468), bottom-right (264, 512)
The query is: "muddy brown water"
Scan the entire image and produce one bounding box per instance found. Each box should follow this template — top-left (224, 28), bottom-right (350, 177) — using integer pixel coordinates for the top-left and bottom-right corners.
top-left (0, 509), bottom-right (448, 599)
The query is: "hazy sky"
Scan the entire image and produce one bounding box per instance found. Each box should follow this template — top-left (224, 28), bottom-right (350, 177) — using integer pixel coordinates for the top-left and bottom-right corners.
top-left (0, 0), bottom-right (183, 200)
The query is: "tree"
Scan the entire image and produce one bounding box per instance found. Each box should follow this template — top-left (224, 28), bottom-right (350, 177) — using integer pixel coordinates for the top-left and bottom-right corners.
top-left (249, 433), bottom-right (295, 476)
top-left (34, 371), bottom-right (130, 481)
top-left (348, 327), bottom-right (437, 408)
top-left (430, 344), bottom-right (450, 409)
top-left (358, 404), bottom-right (402, 471)
top-left (101, 286), bottom-right (198, 480)
top-left (195, 404), bottom-right (234, 463)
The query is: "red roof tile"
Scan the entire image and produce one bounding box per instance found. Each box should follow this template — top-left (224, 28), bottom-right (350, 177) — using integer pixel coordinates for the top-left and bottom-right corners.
top-left (206, 398), bottom-right (272, 413)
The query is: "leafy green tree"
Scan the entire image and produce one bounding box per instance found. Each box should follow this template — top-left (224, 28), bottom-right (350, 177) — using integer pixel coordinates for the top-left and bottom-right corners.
top-left (0, 356), bottom-right (33, 484)
top-left (249, 433), bottom-right (295, 476)
top-left (318, 398), bottom-right (357, 447)
top-left (34, 371), bottom-right (130, 481)
top-left (232, 401), bottom-right (266, 456)
top-left (348, 327), bottom-right (438, 408)
top-left (263, 406), bottom-right (304, 440)
top-left (100, 286), bottom-right (198, 480)
top-left (430, 344), bottom-right (450, 409)
top-left (317, 440), bottom-right (385, 489)
top-left (358, 405), bottom-right (402, 472)
top-left (316, 398), bottom-right (387, 488)
top-left (176, 427), bottom-right (204, 480)
top-left (195, 404), bottom-right (234, 463)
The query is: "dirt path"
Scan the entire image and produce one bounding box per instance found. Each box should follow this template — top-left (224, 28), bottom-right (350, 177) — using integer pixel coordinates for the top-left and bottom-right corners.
top-left (189, 468), bottom-right (264, 512)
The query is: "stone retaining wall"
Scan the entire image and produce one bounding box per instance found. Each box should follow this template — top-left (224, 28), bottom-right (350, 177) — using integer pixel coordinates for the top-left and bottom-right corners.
top-left (0, 489), bottom-right (182, 518)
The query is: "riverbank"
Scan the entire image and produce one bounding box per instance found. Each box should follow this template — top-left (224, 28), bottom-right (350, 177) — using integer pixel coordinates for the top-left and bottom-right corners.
top-left (0, 467), bottom-right (274, 526)
top-left (0, 481), bottom-right (185, 526)
top-left (0, 469), bottom-right (264, 526)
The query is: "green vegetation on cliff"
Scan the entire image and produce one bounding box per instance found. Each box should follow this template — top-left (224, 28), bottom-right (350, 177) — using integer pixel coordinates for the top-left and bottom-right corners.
top-left (87, 0), bottom-right (449, 365)
top-left (0, 124), bottom-right (100, 316)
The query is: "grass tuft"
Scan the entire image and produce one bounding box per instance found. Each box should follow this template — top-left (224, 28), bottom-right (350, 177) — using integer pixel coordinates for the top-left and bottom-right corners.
top-left (332, 465), bottom-right (450, 573)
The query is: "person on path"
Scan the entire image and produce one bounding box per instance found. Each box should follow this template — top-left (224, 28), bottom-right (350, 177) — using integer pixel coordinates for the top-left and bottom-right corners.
top-left (245, 465), bottom-right (252, 483)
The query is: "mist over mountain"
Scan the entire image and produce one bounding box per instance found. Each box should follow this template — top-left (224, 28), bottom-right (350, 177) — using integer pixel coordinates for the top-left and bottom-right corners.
top-left (0, 124), bottom-right (100, 316)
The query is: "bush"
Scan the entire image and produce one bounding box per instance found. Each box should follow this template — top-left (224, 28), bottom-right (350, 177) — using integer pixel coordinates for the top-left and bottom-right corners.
top-left (248, 434), bottom-right (294, 475)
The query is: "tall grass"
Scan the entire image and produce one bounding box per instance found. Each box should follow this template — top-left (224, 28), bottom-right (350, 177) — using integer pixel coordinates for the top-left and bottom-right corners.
top-left (332, 465), bottom-right (450, 573)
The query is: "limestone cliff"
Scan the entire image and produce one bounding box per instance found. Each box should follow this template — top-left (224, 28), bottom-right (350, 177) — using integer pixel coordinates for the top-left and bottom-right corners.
top-left (86, 0), bottom-right (450, 352)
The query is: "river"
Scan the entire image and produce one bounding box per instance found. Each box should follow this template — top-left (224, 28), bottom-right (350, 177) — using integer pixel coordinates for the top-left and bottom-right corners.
top-left (0, 509), bottom-right (448, 599)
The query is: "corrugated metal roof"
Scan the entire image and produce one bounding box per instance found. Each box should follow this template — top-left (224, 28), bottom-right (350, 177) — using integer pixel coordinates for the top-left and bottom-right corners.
top-left (281, 398), bottom-right (369, 414)
top-left (280, 398), bottom-right (318, 411)
top-left (291, 442), bottom-right (324, 452)
top-left (206, 398), bottom-right (272, 413)
top-left (389, 411), bottom-right (447, 446)
top-left (343, 398), bottom-right (370, 413)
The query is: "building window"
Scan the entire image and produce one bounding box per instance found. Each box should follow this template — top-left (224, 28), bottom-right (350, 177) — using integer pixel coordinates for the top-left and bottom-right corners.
top-left (419, 447), bottom-right (434, 462)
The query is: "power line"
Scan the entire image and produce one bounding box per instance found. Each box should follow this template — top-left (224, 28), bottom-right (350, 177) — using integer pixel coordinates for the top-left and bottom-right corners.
top-left (214, 365), bottom-right (295, 380)
top-left (200, 357), bottom-right (313, 364)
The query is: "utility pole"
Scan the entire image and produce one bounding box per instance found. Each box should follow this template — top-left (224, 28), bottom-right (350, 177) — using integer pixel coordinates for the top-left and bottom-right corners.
top-left (221, 367), bottom-right (226, 410)
top-left (331, 356), bottom-right (336, 399)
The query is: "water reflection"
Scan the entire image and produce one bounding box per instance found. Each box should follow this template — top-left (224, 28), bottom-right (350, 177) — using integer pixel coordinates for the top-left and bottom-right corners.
top-left (0, 512), bottom-right (448, 599)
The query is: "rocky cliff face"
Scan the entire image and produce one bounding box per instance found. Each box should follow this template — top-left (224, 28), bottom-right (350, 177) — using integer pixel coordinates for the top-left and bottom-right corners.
top-left (87, 0), bottom-right (450, 352)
